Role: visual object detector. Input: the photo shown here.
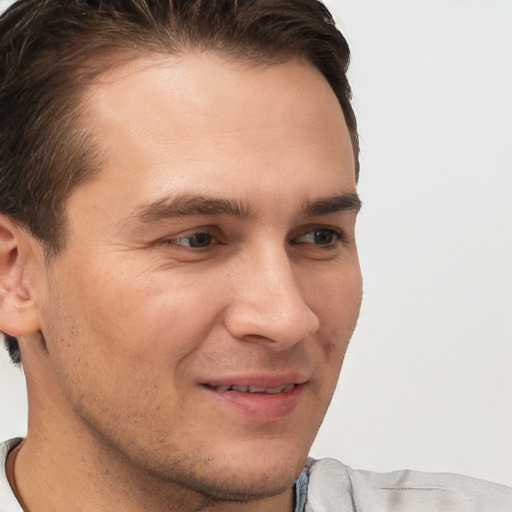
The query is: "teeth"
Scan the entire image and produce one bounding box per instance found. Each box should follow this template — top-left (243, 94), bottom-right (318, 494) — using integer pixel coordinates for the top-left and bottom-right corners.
top-left (212, 384), bottom-right (294, 394)
top-left (268, 384), bottom-right (294, 393)
top-left (248, 386), bottom-right (266, 393)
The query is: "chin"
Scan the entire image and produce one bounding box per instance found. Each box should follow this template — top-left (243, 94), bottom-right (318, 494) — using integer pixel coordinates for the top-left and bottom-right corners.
top-left (150, 438), bottom-right (309, 503)
top-left (199, 442), bottom-right (307, 500)
top-left (175, 458), bottom-right (302, 503)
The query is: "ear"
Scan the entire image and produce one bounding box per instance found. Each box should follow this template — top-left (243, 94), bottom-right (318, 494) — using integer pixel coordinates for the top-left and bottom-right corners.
top-left (0, 215), bottom-right (41, 337)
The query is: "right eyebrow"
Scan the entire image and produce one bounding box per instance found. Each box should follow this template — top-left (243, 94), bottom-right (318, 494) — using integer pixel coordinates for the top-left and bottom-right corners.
top-left (131, 193), bottom-right (251, 224)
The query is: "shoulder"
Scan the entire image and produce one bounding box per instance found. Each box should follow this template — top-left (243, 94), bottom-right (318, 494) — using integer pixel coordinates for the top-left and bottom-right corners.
top-left (304, 457), bottom-right (512, 512)
top-left (0, 438), bottom-right (23, 511)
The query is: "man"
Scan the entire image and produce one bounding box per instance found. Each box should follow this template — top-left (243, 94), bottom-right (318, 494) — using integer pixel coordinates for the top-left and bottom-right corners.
top-left (0, 1), bottom-right (509, 511)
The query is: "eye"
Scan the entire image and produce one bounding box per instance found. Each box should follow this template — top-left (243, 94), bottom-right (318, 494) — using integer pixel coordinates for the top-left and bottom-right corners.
top-left (293, 228), bottom-right (342, 246)
top-left (168, 232), bottom-right (214, 248)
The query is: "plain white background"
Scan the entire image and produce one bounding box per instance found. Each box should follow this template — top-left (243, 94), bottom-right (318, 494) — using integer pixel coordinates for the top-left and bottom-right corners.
top-left (1, 0), bottom-right (511, 486)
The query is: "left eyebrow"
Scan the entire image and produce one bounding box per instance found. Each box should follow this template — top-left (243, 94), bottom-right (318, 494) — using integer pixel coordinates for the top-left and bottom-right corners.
top-left (304, 193), bottom-right (362, 216)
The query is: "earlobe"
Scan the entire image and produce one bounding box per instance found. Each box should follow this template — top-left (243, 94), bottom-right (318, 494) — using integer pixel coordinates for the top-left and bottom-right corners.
top-left (0, 215), bottom-right (41, 337)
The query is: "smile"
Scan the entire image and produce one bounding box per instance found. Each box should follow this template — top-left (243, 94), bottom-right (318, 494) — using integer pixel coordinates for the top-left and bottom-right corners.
top-left (203, 381), bottom-right (304, 422)
top-left (208, 384), bottom-right (295, 394)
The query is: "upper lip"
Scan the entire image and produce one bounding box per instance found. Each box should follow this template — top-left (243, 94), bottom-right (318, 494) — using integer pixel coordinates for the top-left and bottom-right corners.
top-left (201, 372), bottom-right (309, 389)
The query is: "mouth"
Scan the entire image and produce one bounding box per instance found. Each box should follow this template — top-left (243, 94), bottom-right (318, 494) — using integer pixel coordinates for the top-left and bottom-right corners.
top-left (206, 383), bottom-right (295, 394)
top-left (200, 379), bottom-right (306, 422)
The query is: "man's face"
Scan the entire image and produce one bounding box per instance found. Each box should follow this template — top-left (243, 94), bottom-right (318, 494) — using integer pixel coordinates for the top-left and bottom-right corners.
top-left (36, 54), bottom-right (362, 502)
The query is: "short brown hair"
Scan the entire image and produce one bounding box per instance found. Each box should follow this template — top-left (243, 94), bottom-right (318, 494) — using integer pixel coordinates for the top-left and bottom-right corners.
top-left (0, 0), bottom-right (359, 364)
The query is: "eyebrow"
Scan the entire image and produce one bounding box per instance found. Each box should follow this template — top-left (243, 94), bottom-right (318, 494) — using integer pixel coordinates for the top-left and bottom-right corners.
top-left (134, 194), bottom-right (250, 223)
top-left (305, 193), bottom-right (362, 216)
top-left (131, 191), bottom-right (361, 225)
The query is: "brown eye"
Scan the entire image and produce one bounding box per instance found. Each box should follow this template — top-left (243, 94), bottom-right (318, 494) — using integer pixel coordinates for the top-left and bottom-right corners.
top-left (187, 233), bottom-right (212, 247)
top-left (171, 232), bottom-right (213, 248)
top-left (312, 229), bottom-right (335, 245)
top-left (294, 228), bottom-right (341, 246)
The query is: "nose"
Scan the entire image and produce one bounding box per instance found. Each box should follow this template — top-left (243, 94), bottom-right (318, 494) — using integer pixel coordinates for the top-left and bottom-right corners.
top-left (224, 244), bottom-right (320, 350)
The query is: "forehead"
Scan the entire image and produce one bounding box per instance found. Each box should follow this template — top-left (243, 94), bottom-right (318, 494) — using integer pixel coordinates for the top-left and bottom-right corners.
top-left (76, 52), bottom-right (355, 212)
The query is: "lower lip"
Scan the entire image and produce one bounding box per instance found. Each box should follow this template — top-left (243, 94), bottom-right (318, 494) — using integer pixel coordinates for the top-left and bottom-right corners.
top-left (202, 384), bottom-right (304, 422)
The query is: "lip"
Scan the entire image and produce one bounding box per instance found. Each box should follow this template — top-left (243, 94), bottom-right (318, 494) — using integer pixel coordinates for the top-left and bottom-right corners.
top-left (203, 372), bottom-right (308, 390)
top-left (200, 373), bottom-right (308, 422)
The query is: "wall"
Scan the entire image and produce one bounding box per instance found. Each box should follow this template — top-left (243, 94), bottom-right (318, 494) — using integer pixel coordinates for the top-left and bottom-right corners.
top-left (311, 0), bottom-right (512, 485)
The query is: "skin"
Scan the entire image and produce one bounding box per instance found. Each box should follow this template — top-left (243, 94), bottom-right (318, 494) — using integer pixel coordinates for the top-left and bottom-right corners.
top-left (0, 53), bottom-right (362, 511)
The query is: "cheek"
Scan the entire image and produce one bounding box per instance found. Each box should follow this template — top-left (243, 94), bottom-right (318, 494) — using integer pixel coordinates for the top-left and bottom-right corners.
top-left (307, 271), bottom-right (362, 382)
top-left (307, 264), bottom-right (362, 332)
top-left (43, 254), bottom-right (232, 396)
top-left (67, 270), bottom-right (217, 356)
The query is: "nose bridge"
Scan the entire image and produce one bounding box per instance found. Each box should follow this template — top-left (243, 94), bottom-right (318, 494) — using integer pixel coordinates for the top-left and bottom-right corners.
top-left (224, 241), bottom-right (319, 347)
